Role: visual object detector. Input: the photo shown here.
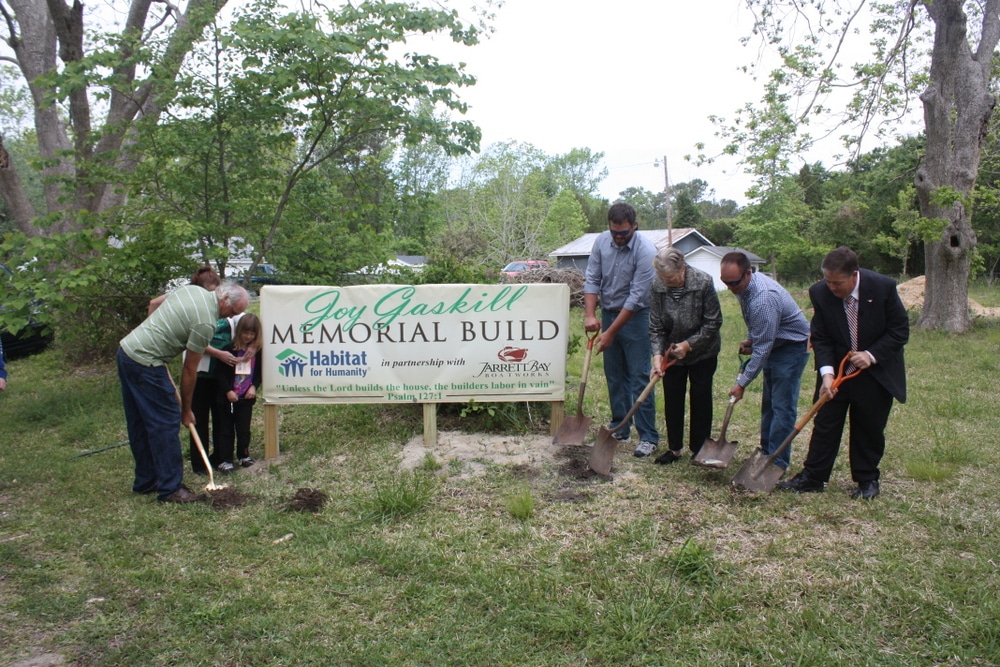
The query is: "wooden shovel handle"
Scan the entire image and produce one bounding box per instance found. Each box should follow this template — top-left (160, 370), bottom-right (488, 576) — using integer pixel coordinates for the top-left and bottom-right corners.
top-left (751, 353), bottom-right (862, 478)
top-left (609, 355), bottom-right (674, 434)
top-left (167, 371), bottom-right (217, 488)
top-left (574, 330), bottom-right (600, 417)
top-left (716, 395), bottom-right (737, 442)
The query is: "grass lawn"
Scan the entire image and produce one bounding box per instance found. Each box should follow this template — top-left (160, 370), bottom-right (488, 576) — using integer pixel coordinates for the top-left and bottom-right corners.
top-left (2, 294), bottom-right (999, 666)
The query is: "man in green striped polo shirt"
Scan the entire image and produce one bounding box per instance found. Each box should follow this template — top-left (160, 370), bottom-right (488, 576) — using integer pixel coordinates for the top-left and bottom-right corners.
top-left (117, 282), bottom-right (249, 503)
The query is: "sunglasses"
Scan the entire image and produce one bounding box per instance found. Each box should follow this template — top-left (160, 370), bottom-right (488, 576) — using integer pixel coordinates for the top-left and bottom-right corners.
top-left (609, 227), bottom-right (634, 237)
top-left (722, 272), bottom-right (747, 287)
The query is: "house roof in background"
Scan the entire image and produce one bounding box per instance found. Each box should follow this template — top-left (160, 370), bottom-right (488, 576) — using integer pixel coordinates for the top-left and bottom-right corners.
top-left (686, 245), bottom-right (764, 263)
top-left (548, 228), bottom-right (711, 257)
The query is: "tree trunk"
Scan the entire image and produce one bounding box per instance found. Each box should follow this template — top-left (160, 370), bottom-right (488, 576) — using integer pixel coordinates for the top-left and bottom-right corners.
top-left (0, 137), bottom-right (37, 229)
top-left (0, 0), bottom-right (228, 234)
top-left (915, 0), bottom-right (1000, 332)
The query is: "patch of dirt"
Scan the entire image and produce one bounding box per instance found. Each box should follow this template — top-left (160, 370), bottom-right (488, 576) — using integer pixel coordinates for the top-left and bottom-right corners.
top-left (398, 431), bottom-right (564, 477)
top-left (286, 487), bottom-right (327, 512)
top-left (546, 487), bottom-right (593, 503)
top-left (509, 463), bottom-right (541, 480)
top-left (896, 275), bottom-right (1000, 317)
top-left (555, 445), bottom-right (607, 480)
top-left (206, 487), bottom-right (253, 510)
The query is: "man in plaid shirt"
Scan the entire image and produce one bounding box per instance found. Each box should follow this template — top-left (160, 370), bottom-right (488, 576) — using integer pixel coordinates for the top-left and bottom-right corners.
top-left (719, 252), bottom-right (810, 470)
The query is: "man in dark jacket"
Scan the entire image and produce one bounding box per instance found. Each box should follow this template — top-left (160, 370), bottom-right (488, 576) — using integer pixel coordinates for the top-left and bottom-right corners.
top-left (778, 246), bottom-right (909, 499)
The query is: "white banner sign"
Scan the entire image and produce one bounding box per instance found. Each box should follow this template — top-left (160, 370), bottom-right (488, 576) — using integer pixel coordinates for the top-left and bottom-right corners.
top-left (260, 283), bottom-right (569, 404)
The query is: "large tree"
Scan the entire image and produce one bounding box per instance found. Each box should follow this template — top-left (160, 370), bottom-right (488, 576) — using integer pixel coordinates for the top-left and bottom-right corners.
top-left (715, 0), bottom-right (1000, 332)
top-left (0, 0), bottom-right (487, 355)
top-left (0, 0), bottom-right (230, 236)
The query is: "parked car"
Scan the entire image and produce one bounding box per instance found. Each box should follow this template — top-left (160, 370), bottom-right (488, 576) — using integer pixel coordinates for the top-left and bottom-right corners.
top-left (501, 259), bottom-right (550, 276)
top-left (237, 263), bottom-right (283, 290)
top-left (1, 263), bottom-right (53, 358)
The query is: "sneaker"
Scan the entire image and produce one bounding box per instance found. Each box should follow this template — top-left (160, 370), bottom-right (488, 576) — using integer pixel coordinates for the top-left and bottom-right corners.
top-left (610, 428), bottom-right (630, 443)
top-left (238, 456), bottom-right (255, 468)
top-left (216, 461), bottom-right (236, 474)
top-left (633, 440), bottom-right (657, 457)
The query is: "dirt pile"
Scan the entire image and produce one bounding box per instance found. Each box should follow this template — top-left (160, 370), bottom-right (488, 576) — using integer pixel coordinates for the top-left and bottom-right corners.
top-left (287, 487), bottom-right (328, 512)
top-left (896, 276), bottom-right (1000, 317)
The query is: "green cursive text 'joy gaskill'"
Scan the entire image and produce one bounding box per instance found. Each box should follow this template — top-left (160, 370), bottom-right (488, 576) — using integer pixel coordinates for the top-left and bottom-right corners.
top-left (300, 285), bottom-right (529, 333)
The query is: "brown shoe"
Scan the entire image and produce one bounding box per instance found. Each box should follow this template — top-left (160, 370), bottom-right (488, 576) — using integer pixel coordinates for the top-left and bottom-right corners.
top-left (160, 484), bottom-right (206, 503)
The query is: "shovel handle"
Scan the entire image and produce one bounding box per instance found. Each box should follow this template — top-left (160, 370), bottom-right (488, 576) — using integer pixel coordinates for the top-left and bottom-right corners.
top-left (716, 395), bottom-right (737, 442)
top-left (187, 423), bottom-right (218, 488)
top-left (167, 371), bottom-right (218, 488)
top-left (609, 356), bottom-right (673, 435)
top-left (750, 353), bottom-right (862, 479)
top-left (574, 331), bottom-right (600, 415)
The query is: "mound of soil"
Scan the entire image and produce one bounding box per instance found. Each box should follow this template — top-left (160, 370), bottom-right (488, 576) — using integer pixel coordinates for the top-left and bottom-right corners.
top-left (896, 275), bottom-right (1000, 317)
top-left (287, 487), bottom-right (327, 512)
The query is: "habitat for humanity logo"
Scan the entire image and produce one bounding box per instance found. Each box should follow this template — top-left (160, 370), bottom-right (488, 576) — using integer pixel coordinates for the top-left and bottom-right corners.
top-left (276, 349), bottom-right (308, 377)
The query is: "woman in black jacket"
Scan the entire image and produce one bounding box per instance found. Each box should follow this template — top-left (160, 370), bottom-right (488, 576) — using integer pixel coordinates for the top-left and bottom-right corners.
top-left (648, 247), bottom-right (723, 464)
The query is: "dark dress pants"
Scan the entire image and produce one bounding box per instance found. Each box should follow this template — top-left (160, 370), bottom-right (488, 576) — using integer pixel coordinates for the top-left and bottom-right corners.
top-left (663, 355), bottom-right (718, 454)
top-left (804, 371), bottom-right (894, 483)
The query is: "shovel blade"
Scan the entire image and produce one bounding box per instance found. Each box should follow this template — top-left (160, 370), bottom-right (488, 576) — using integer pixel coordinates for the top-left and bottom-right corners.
top-left (588, 427), bottom-right (619, 475)
top-left (692, 438), bottom-right (738, 469)
top-left (730, 448), bottom-right (786, 492)
top-left (553, 415), bottom-right (593, 446)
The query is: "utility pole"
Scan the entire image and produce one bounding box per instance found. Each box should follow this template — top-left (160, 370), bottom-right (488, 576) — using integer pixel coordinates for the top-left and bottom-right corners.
top-left (654, 156), bottom-right (672, 246)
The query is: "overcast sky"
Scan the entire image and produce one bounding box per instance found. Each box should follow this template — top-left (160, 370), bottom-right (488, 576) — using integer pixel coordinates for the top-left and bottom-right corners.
top-left (443, 0), bottom-right (767, 204)
top-left (436, 0), bottom-right (923, 206)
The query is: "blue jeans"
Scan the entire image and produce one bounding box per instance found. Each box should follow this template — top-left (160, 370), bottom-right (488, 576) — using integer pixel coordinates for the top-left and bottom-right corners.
top-left (117, 348), bottom-right (185, 499)
top-left (602, 308), bottom-right (659, 444)
top-left (759, 340), bottom-right (810, 469)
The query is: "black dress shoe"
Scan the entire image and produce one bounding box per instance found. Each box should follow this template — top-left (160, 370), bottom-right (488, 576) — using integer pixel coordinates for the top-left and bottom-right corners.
top-left (654, 450), bottom-right (682, 465)
top-left (775, 471), bottom-right (825, 493)
top-left (850, 479), bottom-right (880, 500)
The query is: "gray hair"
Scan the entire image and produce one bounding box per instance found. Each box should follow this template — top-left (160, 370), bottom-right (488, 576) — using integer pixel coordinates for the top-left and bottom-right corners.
top-left (216, 281), bottom-right (249, 311)
top-left (653, 247), bottom-right (686, 279)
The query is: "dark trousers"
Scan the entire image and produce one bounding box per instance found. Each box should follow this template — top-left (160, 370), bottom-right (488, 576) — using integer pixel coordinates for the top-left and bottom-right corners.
top-left (662, 355), bottom-right (718, 453)
top-left (803, 372), bottom-right (894, 483)
top-left (215, 397), bottom-right (256, 462)
top-left (190, 377), bottom-right (232, 471)
top-left (117, 349), bottom-right (184, 500)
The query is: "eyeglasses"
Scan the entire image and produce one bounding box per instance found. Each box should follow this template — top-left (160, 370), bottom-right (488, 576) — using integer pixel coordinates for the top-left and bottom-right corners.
top-left (722, 272), bottom-right (748, 287)
top-left (609, 227), bottom-right (634, 237)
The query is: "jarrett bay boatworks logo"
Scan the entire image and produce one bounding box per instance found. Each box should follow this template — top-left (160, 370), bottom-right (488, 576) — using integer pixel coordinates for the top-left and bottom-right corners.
top-left (475, 346), bottom-right (550, 378)
top-left (497, 346), bottom-right (528, 362)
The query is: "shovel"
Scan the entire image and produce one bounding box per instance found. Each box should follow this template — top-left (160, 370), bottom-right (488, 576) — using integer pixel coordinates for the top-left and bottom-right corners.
top-left (168, 372), bottom-right (227, 491)
top-left (554, 330), bottom-right (600, 445)
top-left (588, 355), bottom-right (675, 476)
top-left (187, 424), bottom-right (226, 491)
top-left (731, 353), bottom-right (861, 492)
top-left (692, 354), bottom-right (750, 469)
top-left (692, 396), bottom-right (738, 469)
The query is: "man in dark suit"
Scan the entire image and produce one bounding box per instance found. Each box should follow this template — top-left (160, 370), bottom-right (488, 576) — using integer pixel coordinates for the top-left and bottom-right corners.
top-left (778, 246), bottom-right (909, 499)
